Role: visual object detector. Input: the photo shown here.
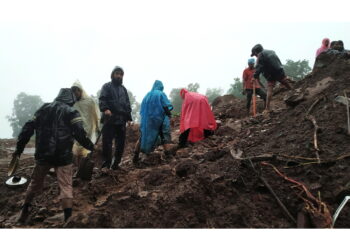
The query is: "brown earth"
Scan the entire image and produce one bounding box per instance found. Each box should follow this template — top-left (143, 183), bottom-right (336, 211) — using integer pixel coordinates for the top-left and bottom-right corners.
top-left (1, 53), bottom-right (350, 228)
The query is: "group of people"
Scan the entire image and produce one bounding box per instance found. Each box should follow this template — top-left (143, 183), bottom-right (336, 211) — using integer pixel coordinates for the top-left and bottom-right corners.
top-left (17, 40), bottom-right (338, 223)
top-left (13, 65), bottom-right (218, 224)
top-left (316, 38), bottom-right (349, 57)
top-left (242, 44), bottom-right (294, 114)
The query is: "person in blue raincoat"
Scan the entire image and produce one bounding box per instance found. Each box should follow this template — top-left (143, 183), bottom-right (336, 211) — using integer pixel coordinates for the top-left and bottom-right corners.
top-left (133, 80), bottom-right (175, 163)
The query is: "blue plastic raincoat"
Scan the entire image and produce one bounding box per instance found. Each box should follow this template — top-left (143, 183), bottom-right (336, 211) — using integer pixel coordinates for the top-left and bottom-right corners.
top-left (140, 80), bottom-right (173, 153)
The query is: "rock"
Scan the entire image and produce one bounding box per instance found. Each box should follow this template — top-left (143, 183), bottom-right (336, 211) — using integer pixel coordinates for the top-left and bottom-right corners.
top-left (176, 148), bottom-right (190, 158)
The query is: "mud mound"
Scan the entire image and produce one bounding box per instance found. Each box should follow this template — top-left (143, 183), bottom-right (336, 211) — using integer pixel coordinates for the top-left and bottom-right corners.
top-left (1, 53), bottom-right (350, 228)
top-left (212, 94), bottom-right (265, 119)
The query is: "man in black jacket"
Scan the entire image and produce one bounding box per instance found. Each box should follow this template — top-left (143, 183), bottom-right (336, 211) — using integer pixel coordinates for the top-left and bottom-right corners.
top-left (99, 66), bottom-right (132, 170)
top-left (14, 88), bottom-right (95, 224)
top-left (251, 44), bottom-right (293, 112)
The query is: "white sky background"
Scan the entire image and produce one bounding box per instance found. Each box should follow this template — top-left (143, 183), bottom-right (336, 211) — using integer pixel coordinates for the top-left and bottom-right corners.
top-left (0, 0), bottom-right (349, 138)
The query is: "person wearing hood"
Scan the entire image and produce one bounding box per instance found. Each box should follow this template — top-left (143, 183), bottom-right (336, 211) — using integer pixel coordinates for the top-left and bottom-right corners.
top-left (316, 38), bottom-right (330, 58)
top-left (133, 80), bottom-right (174, 163)
top-left (13, 88), bottom-right (95, 224)
top-left (250, 44), bottom-right (294, 112)
top-left (242, 58), bottom-right (266, 116)
top-left (99, 66), bottom-right (132, 170)
top-left (178, 89), bottom-right (217, 148)
top-left (71, 80), bottom-right (100, 170)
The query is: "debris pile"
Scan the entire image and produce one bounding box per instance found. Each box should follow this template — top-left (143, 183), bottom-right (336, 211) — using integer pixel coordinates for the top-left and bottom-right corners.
top-left (0, 53), bottom-right (350, 228)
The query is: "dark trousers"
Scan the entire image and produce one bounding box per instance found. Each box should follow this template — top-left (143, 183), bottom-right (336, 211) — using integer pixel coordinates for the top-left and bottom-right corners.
top-left (246, 88), bottom-right (266, 110)
top-left (102, 123), bottom-right (126, 165)
top-left (178, 129), bottom-right (214, 147)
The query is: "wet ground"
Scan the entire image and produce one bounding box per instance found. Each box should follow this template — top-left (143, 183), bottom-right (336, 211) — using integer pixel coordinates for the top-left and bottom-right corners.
top-left (0, 53), bottom-right (350, 228)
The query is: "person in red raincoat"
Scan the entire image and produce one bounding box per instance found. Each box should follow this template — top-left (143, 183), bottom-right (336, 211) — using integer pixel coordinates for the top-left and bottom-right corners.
top-left (178, 88), bottom-right (217, 148)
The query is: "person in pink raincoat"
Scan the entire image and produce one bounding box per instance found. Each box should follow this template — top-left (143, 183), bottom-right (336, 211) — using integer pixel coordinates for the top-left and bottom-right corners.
top-left (178, 88), bottom-right (217, 148)
top-left (316, 38), bottom-right (330, 58)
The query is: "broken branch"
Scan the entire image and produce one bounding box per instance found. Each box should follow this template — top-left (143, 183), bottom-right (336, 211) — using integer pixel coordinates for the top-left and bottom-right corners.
top-left (306, 115), bottom-right (321, 164)
top-left (246, 159), bottom-right (297, 225)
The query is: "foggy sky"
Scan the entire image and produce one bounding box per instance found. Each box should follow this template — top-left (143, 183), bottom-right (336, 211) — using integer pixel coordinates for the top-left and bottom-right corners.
top-left (1, 0), bottom-right (349, 138)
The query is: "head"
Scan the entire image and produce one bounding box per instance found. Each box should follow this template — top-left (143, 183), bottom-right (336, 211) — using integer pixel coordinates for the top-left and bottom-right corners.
top-left (111, 66), bottom-right (124, 85)
top-left (251, 44), bottom-right (263, 57)
top-left (330, 41), bottom-right (336, 49)
top-left (337, 40), bottom-right (344, 51)
top-left (152, 80), bottom-right (164, 91)
top-left (248, 58), bottom-right (255, 69)
top-left (180, 88), bottom-right (188, 99)
top-left (55, 88), bottom-right (76, 106)
top-left (322, 38), bottom-right (330, 47)
top-left (71, 86), bottom-right (82, 101)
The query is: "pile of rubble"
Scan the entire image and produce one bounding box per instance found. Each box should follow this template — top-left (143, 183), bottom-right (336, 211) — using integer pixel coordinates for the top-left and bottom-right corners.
top-left (0, 53), bottom-right (349, 228)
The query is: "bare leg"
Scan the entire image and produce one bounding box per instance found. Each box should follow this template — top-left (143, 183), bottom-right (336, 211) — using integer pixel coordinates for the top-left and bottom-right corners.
top-left (265, 85), bottom-right (273, 111)
top-left (133, 139), bottom-right (141, 164)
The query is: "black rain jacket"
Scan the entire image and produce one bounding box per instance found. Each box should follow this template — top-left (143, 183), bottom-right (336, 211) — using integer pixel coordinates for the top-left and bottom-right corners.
top-left (99, 70), bottom-right (132, 125)
top-left (254, 49), bottom-right (286, 81)
top-left (16, 88), bottom-right (94, 166)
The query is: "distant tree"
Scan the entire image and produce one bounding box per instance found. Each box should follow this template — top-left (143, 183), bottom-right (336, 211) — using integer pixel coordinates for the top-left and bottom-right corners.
top-left (205, 87), bottom-right (224, 104)
top-left (7, 92), bottom-right (44, 137)
top-left (187, 83), bottom-right (200, 92)
top-left (227, 77), bottom-right (244, 99)
top-left (283, 59), bottom-right (312, 81)
top-left (169, 88), bottom-right (183, 114)
top-left (127, 90), bottom-right (140, 123)
top-left (91, 89), bottom-right (101, 104)
top-left (169, 83), bottom-right (201, 114)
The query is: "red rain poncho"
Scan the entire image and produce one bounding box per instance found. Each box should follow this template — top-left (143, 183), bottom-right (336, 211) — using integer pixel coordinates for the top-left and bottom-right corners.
top-left (316, 38), bottom-right (330, 57)
top-left (179, 89), bottom-right (217, 142)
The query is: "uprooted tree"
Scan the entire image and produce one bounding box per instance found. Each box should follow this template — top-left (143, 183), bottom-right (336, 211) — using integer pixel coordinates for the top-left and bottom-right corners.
top-left (7, 92), bottom-right (44, 138)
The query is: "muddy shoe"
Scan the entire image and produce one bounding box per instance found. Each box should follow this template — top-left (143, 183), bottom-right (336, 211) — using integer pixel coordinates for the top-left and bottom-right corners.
top-left (110, 162), bottom-right (119, 170)
top-left (101, 160), bottom-right (111, 169)
top-left (133, 152), bottom-right (140, 164)
top-left (17, 204), bottom-right (31, 224)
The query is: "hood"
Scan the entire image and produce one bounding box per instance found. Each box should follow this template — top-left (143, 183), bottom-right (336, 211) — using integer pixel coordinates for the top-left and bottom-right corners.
top-left (55, 88), bottom-right (76, 106)
top-left (322, 38), bottom-right (330, 48)
top-left (110, 65), bottom-right (124, 79)
top-left (151, 80), bottom-right (164, 91)
top-left (180, 88), bottom-right (188, 99)
top-left (72, 80), bottom-right (89, 99)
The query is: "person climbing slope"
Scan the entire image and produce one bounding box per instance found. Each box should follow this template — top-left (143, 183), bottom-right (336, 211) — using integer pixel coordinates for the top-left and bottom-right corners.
top-left (242, 58), bottom-right (266, 116)
top-left (133, 80), bottom-right (175, 163)
top-left (71, 80), bottom-right (100, 170)
top-left (178, 88), bottom-right (217, 148)
top-left (14, 88), bottom-right (95, 224)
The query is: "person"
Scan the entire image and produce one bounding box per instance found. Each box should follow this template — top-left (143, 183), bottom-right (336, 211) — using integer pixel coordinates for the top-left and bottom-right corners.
top-left (242, 58), bottom-right (266, 116)
top-left (251, 44), bottom-right (294, 112)
top-left (315, 38), bottom-right (330, 57)
top-left (133, 80), bottom-right (174, 163)
top-left (178, 89), bottom-right (217, 148)
top-left (14, 88), bottom-right (95, 224)
top-left (99, 66), bottom-right (132, 170)
top-left (71, 80), bottom-right (100, 170)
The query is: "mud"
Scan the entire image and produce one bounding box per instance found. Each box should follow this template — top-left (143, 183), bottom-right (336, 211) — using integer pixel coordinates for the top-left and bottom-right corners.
top-left (0, 53), bottom-right (350, 228)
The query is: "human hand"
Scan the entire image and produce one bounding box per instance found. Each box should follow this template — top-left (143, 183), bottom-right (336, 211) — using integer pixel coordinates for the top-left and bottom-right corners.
top-left (104, 110), bottom-right (112, 116)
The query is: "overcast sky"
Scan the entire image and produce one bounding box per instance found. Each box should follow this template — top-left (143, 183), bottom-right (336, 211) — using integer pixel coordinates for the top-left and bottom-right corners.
top-left (1, 0), bottom-right (349, 138)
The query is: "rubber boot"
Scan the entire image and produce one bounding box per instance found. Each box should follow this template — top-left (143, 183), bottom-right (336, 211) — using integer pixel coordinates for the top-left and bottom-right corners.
top-left (111, 158), bottom-right (120, 170)
top-left (64, 208), bottom-right (72, 222)
top-left (17, 203), bottom-right (31, 224)
top-left (101, 160), bottom-right (111, 169)
top-left (163, 144), bottom-right (176, 156)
